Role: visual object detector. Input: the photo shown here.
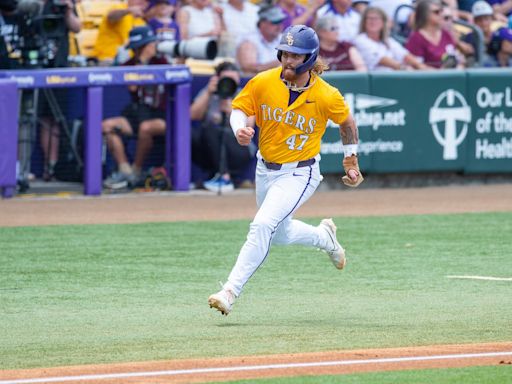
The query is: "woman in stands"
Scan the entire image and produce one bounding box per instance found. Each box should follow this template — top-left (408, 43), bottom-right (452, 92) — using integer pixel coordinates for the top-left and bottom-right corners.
top-left (354, 6), bottom-right (429, 70)
top-left (405, 0), bottom-right (462, 68)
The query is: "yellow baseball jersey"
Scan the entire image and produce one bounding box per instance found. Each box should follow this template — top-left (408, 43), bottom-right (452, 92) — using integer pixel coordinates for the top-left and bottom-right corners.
top-left (232, 67), bottom-right (350, 164)
top-left (93, 3), bottom-right (147, 61)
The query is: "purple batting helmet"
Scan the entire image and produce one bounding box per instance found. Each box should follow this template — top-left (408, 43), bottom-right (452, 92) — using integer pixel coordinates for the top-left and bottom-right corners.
top-left (276, 25), bottom-right (319, 74)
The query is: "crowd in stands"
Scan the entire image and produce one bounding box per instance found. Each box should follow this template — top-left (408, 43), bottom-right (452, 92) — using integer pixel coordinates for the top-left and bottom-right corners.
top-left (2, 0), bottom-right (512, 192)
top-left (81, 0), bottom-right (512, 72)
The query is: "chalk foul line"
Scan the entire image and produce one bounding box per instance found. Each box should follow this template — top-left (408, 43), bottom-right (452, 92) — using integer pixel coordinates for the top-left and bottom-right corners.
top-left (2, 351), bottom-right (512, 384)
top-left (447, 275), bottom-right (512, 281)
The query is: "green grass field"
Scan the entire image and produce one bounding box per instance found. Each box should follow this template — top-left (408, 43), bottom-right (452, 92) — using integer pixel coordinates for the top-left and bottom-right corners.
top-left (1, 212), bottom-right (511, 372)
top-left (218, 366), bottom-right (512, 384)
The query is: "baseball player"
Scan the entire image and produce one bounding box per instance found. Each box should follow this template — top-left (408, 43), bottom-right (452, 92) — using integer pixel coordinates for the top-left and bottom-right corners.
top-left (208, 25), bottom-right (363, 316)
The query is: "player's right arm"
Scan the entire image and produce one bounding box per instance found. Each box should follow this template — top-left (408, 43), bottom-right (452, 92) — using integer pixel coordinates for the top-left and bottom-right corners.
top-left (230, 75), bottom-right (259, 146)
top-left (230, 109), bottom-right (254, 146)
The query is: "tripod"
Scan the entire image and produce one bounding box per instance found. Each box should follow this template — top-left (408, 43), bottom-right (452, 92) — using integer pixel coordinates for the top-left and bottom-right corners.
top-left (216, 111), bottom-right (229, 196)
top-left (17, 87), bottom-right (83, 192)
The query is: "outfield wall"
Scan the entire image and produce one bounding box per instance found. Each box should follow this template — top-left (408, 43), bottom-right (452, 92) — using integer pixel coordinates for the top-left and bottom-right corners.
top-left (320, 68), bottom-right (512, 174)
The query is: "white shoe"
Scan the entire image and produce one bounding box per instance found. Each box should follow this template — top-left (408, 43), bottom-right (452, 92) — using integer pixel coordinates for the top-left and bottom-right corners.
top-left (319, 218), bottom-right (346, 269)
top-left (208, 288), bottom-right (236, 316)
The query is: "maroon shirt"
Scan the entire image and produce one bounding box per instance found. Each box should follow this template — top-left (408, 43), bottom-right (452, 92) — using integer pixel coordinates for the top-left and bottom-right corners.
top-left (405, 30), bottom-right (456, 68)
top-left (123, 56), bottom-right (169, 110)
top-left (320, 42), bottom-right (356, 71)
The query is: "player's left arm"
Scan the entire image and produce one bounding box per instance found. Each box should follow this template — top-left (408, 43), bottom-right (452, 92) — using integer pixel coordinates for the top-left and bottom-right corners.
top-left (339, 115), bottom-right (364, 187)
top-left (327, 88), bottom-right (364, 188)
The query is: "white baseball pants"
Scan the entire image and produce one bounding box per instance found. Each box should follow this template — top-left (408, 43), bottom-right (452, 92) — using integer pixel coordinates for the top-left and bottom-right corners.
top-left (223, 154), bottom-right (335, 297)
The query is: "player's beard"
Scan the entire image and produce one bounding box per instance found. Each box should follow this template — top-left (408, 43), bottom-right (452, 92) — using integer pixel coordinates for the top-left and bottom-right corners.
top-left (282, 66), bottom-right (298, 81)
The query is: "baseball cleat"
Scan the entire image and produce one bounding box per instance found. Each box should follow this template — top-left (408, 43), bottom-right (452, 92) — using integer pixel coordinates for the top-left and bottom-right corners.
top-left (208, 288), bottom-right (236, 316)
top-left (319, 218), bottom-right (346, 269)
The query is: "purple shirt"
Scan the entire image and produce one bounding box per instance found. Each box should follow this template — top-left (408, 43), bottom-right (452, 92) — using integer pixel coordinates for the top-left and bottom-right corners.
top-left (278, 4), bottom-right (313, 29)
top-left (405, 29), bottom-right (456, 68)
top-left (148, 19), bottom-right (181, 41)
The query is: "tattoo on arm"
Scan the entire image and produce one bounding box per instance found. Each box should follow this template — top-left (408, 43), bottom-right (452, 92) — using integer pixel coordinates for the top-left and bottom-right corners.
top-left (339, 116), bottom-right (359, 145)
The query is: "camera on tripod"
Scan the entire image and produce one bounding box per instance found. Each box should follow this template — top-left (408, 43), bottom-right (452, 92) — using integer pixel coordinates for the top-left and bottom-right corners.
top-left (16, 0), bottom-right (68, 68)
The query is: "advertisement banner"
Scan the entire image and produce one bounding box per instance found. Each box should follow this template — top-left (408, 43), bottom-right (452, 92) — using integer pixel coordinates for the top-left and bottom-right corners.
top-left (466, 69), bottom-right (512, 173)
top-left (369, 71), bottom-right (468, 172)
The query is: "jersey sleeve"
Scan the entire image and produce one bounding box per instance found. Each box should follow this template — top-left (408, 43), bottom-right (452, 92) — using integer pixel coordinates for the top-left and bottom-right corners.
top-left (327, 88), bottom-right (350, 125)
top-left (232, 77), bottom-right (256, 116)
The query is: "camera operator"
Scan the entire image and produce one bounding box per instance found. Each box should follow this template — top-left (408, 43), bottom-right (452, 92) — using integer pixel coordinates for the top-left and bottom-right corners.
top-left (0, 0), bottom-right (18, 69)
top-left (190, 61), bottom-right (256, 192)
top-left (36, 0), bottom-right (81, 180)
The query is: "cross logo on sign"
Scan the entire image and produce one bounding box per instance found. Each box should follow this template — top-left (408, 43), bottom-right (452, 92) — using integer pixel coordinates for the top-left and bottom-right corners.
top-left (429, 89), bottom-right (471, 160)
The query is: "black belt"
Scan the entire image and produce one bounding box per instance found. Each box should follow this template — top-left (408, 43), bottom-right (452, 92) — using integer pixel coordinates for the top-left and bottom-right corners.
top-left (263, 158), bottom-right (315, 170)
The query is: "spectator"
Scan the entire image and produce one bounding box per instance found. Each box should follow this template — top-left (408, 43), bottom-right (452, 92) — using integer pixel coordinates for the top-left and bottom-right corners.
top-left (102, 26), bottom-right (169, 190)
top-left (462, 0), bottom-right (496, 65)
top-left (190, 62), bottom-right (256, 192)
top-left (405, 0), bottom-right (460, 68)
top-left (441, 5), bottom-right (474, 65)
top-left (219, 0), bottom-right (259, 58)
top-left (354, 6), bottom-right (429, 69)
top-left (146, 0), bottom-right (180, 42)
top-left (276, 0), bottom-right (324, 29)
top-left (316, 0), bottom-right (361, 42)
top-left (176, 0), bottom-right (223, 40)
top-left (316, 15), bottom-right (367, 70)
top-left (236, 5), bottom-right (286, 75)
top-left (487, 26), bottom-right (512, 65)
top-left (93, 0), bottom-right (148, 65)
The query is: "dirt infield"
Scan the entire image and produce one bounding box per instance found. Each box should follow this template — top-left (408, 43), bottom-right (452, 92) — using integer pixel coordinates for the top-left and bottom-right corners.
top-left (1, 184), bottom-right (512, 227)
top-left (1, 184), bottom-right (512, 383)
top-left (1, 343), bottom-right (511, 383)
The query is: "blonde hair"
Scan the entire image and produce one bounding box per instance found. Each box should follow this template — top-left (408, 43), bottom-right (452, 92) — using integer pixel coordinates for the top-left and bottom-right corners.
top-left (311, 56), bottom-right (329, 76)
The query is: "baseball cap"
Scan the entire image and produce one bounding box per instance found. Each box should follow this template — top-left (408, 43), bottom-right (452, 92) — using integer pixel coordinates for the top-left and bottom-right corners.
top-left (315, 16), bottom-right (338, 31)
top-left (471, 1), bottom-right (493, 18)
top-left (126, 26), bottom-right (157, 50)
top-left (258, 5), bottom-right (286, 24)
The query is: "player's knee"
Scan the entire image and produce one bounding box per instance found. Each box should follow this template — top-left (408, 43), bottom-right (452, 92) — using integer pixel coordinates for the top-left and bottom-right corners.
top-left (249, 218), bottom-right (275, 237)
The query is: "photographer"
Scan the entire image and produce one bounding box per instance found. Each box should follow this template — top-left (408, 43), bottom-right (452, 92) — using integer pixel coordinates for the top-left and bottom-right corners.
top-left (191, 61), bottom-right (255, 192)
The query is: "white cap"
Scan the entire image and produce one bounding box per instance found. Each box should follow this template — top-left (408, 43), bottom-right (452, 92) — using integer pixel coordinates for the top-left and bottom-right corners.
top-left (472, 1), bottom-right (493, 17)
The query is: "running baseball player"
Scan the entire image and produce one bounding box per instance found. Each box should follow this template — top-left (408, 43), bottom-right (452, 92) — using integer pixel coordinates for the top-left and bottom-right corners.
top-left (208, 25), bottom-right (363, 316)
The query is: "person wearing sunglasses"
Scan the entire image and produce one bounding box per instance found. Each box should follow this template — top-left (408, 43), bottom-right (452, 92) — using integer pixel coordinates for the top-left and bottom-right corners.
top-left (440, 5), bottom-right (474, 65)
top-left (316, 15), bottom-right (367, 70)
top-left (237, 5), bottom-right (287, 74)
top-left (405, 0), bottom-right (460, 68)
